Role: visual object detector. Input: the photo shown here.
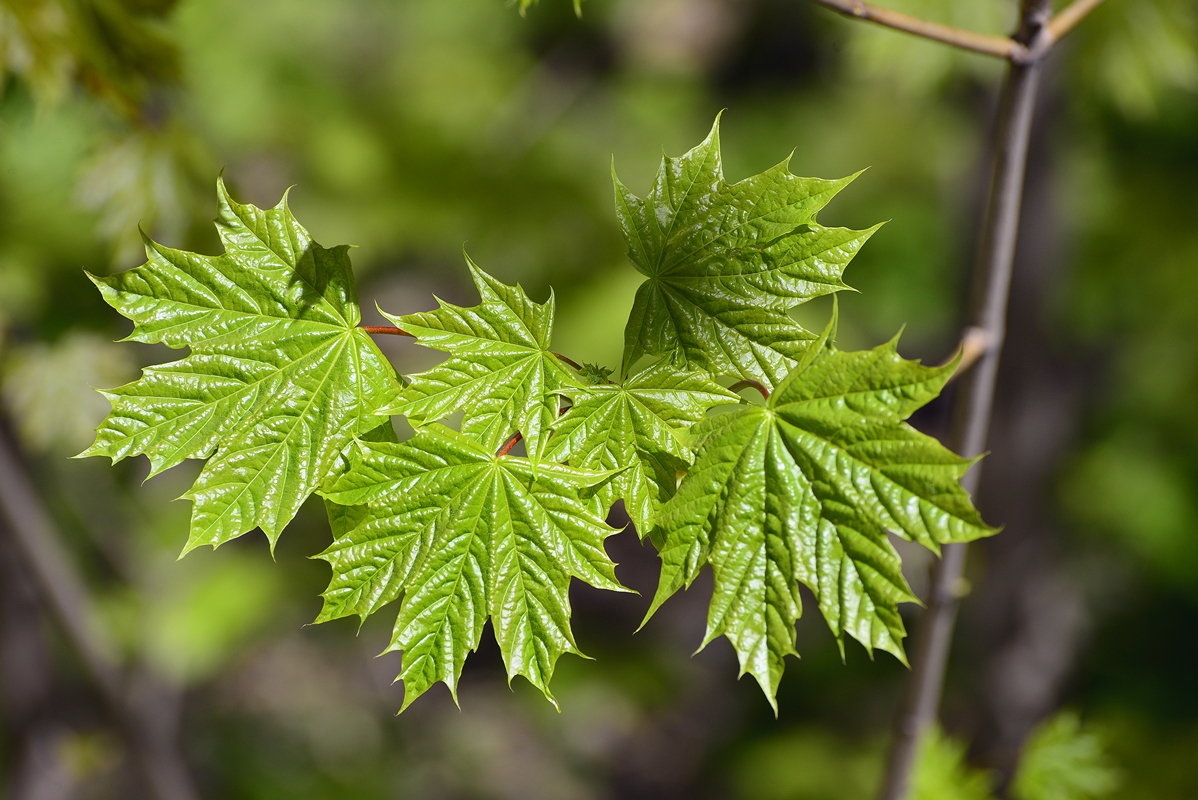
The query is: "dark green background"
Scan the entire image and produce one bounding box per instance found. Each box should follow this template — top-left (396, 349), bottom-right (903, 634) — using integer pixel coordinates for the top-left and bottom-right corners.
top-left (1, 1), bottom-right (1195, 797)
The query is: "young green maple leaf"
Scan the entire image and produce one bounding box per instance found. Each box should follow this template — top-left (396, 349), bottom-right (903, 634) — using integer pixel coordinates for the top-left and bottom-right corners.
top-left (644, 338), bottom-right (996, 709)
top-left (384, 258), bottom-right (577, 457)
top-left (614, 116), bottom-right (879, 387)
top-left (81, 181), bottom-right (402, 552)
top-left (545, 359), bottom-right (738, 534)
top-left (319, 424), bottom-right (629, 709)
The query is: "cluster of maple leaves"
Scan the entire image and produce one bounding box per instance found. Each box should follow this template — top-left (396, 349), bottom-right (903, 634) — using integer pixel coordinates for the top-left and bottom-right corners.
top-left (84, 119), bottom-right (993, 710)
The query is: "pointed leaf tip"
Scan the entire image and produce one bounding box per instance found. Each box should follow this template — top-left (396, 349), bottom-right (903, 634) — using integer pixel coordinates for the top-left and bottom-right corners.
top-left (82, 180), bottom-right (402, 552)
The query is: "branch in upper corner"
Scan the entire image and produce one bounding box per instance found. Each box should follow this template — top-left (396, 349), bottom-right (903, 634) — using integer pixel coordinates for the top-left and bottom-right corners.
top-left (806, 0), bottom-right (1018, 60)
top-left (1045, 0), bottom-right (1104, 47)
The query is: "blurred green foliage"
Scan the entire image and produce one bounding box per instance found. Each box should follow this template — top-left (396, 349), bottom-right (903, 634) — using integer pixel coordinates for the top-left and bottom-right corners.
top-left (1, 0), bottom-right (1196, 797)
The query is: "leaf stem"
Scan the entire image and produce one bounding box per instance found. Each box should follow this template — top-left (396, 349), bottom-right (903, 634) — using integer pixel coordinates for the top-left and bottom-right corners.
top-left (877, 3), bottom-right (1051, 799)
top-left (729, 379), bottom-right (771, 401)
top-left (360, 325), bottom-right (414, 337)
top-left (552, 351), bottom-right (583, 371)
top-left (496, 432), bottom-right (523, 458)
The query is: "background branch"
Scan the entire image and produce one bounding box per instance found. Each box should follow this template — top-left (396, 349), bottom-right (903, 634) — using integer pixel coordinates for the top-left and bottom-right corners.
top-left (806, 0), bottom-right (1017, 60)
top-left (876, 2), bottom-right (1053, 798)
top-left (1045, 0), bottom-right (1104, 46)
top-left (0, 424), bottom-right (198, 800)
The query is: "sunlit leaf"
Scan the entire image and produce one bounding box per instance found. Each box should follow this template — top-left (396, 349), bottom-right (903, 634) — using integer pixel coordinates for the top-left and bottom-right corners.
top-left (81, 181), bottom-right (402, 552)
top-left (320, 425), bottom-right (629, 709)
top-left (645, 338), bottom-right (995, 708)
top-left (615, 116), bottom-right (878, 387)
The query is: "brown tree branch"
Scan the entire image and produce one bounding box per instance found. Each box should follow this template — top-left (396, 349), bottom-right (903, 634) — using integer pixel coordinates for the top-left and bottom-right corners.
top-left (806, 0), bottom-right (1018, 60)
top-left (1045, 0), bottom-right (1104, 47)
top-left (876, 3), bottom-right (1053, 798)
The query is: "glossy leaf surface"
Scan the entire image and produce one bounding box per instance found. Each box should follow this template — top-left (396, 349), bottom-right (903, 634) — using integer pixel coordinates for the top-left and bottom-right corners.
top-left (645, 339), bottom-right (996, 708)
top-left (321, 425), bottom-right (628, 709)
top-left (82, 181), bottom-right (402, 552)
top-left (615, 117), bottom-right (878, 387)
top-left (386, 259), bottom-right (577, 458)
top-left (545, 359), bottom-right (737, 534)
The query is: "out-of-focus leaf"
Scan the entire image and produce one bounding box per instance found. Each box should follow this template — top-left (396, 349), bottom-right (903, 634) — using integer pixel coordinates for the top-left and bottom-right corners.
top-left (3, 331), bottom-right (134, 453)
top-left (76, 124), bottom-right (209, 265)
top-left (1013, 713), bottom-right (1119, 800)
top-left (912, 727), bottom-right (993, 800)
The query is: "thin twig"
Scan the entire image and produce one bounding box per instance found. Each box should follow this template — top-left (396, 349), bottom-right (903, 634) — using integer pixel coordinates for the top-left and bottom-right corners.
top-left (877, 4), bottom-right (1050, 799)
top-left (806, 0), bottom-right (1018, 60)
top-left (0, 425), bottom-right (197, 800)
top-left (1045, 0), bottom-right (1104, 47)
top-left (729, 378), bottom-right (771, 401)
top-left (944, 326), bottom-right (994, 381)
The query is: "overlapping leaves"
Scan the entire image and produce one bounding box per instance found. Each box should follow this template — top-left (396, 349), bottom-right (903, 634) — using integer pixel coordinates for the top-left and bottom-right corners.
top-left (545, 359), bottom-right (736, 534)
top-left (615, 116), bottom-right (878, 387)
top-left (319, 425), bottom-right (627, 709)
top-left (646, 337), bottom-right (996, 707)
top-left (386, 259), bottom-right (577, 458)
top-left (82, 181), bottom-right (402, 551)
top-left (85, 117), bottom-right (996, 711)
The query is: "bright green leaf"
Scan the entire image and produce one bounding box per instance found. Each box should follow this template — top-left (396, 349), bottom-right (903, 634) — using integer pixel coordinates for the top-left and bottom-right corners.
top-left (385, 258), bottom-right (578, 458)
top-left (545, 359), bottom-right (737, 534)
top-left (645, 339), bottom-right (995, 708)
top-left (320, 424), bottom-right (629, 709)
top-left (81, 180), bottom-right (402, 552)
top-left (615, 115), bottom-right (879, 387)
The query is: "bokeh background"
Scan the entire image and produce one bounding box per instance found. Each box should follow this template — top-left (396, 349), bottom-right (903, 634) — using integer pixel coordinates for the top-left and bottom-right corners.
top-left (1, 1), bottom-right (1196, 797)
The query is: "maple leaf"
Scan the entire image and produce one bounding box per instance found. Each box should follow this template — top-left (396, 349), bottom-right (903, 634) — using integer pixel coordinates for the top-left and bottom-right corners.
top-left (384, 258), bottom-right (578, 457)
top-left (614, 116), bottom-right (879, 387)
top-left (319, 424), bottom-right (628, 709)
top-left (81, 180), bottom-right (402, 552)
top-left (545, 359), bottom-right (737, 534)
top-left (644, 338), bottom-right (996, 709)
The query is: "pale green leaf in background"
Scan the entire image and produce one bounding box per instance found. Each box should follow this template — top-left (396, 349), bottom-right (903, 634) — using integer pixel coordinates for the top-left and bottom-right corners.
top-left (1012, 713), bottom-right (1119, 800)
